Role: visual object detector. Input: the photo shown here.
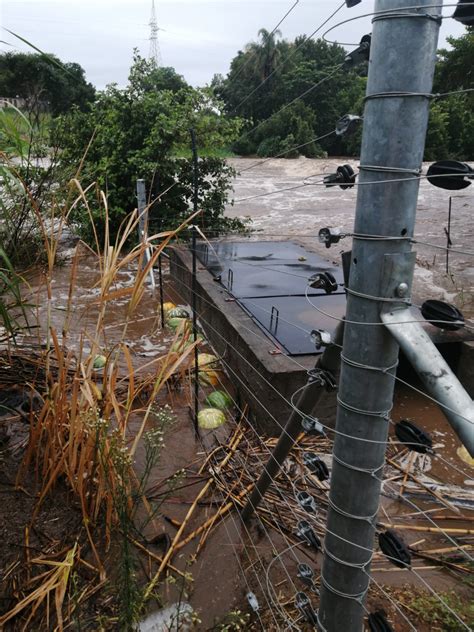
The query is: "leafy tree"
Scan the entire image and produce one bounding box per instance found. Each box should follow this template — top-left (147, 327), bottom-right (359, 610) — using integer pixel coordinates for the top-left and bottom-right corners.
top-left (424, 27), bottom-right (474, 160)
top-left (215, 33), bottom-right (366, 157)
top-left (53, 54), bottom-right (243, 243)
top-left (434, 27), bottom-right (473, 94)
top-left (0, 52), bottom-right (95, 116)
top-left (213, 30), bottom-right (289, 125)
top-left (220, 26), bottom-right (473, 161)
top-left (128, 58), bottom-right (188, 96)
top-left (425, 102), bottom-right (451, 161)
top-left (252, 101), bottom-right (323, 158)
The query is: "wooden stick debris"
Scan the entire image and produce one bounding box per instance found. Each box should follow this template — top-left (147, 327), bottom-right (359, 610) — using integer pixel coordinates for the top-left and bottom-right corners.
top-left (379, 523), bottom-right (474, 535)
top-left (143, 428), bottom-right (245, 599)
top-left (386, 457), bottom-right (461, 514)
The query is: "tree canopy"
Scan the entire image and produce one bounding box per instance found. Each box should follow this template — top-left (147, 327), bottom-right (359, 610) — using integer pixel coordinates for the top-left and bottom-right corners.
top-left (214, 27), bottom-right (473, 161)
top-left (54, 53), bottom-right (244, 243)
top-left (426, 27), bottom-right (474, 160)
top-left (212, 31), bottom-right (366, 158)
top-left (0, 52), bottom-right (95, 115)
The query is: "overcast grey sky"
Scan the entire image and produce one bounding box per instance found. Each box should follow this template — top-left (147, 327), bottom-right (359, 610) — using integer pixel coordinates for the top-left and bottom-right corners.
top-left (0, 1), bottom-right (466, 89)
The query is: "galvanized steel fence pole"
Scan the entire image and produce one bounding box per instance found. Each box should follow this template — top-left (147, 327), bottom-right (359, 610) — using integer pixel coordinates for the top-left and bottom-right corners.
top-left (158, 250), bottom-right (165, 328)
top-left (136, 179), bottom-right (156, 290)
top-left (318, 3), bottom-right (442, 631)
top-left (153, 175), bottom-right (165, 327)
top-left (190, 129), bottom-right (200, 434)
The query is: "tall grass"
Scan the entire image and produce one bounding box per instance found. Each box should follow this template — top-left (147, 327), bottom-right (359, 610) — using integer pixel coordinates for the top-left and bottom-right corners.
top-left (0, 78), bottom-right (205, 628)
top-left (0, 156), bottom-right (202, 628)
top-left (0, 104), bottom-right (58, 267)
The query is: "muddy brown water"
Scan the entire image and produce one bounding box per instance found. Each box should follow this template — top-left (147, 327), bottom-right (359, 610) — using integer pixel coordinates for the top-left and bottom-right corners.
top-left (225, 157), bottom-right (474, 319)
top-left (6, 232), bottom-right (473, 629)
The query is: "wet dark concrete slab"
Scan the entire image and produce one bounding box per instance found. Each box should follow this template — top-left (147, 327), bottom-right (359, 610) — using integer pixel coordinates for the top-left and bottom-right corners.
top-left (195, 240), bottom-right (345, 355)
top-left (238, 294), bottom-right (346, 355)
top-left (196, 240), bottom-right (345, 299)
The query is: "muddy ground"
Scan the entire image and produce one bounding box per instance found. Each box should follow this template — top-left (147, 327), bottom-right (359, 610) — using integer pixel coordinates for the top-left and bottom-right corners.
top-left (225, 157), bottom-right (474, 317)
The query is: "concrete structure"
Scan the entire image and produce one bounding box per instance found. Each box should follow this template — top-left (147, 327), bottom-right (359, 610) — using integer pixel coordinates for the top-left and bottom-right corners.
top-left (170, 243), bottom-right (474, 436)
top-left (0, 97), bottom-right (27, 110)
top-left (170, 245), bottom-right (337, 435)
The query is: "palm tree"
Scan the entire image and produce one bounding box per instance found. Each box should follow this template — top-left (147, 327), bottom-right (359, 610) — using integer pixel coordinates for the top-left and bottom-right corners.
top-left (253, 28), bottom-right (282, 80)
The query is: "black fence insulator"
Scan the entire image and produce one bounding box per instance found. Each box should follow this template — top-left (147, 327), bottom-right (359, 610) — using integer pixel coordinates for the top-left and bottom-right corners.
top-left (345, 34), bottom-right (371, 67)
top-left (421, 299), bottom-right (465, 331)
top-left (294, 592), bottom-right (318, 626)
top-left (318, 227), bottom-right (343, 248)
top-left (453, 0), bottom-right (474, 25)
top-left (346, 0), bottom-right (362, 6)
top-left (324, 164), bottom-right (357, 190)
top-left (303, 452), bottom-right (330, 481)
top-left (301, 416), bottom-right (326, 437)
top-left (296, 490), bottom-right (317, 514)
top-left (297, 563), bottom-right (314, 587)
top-left (368, 610), bottom-right (395, 632)
top-left (378, 530), bottom-right (411, 568)
top-left (336, 114), bottom-right (363, 136)
top-left (427, 160), bottom-right (473, 190)
top-left (296, 520), bottom-right (322, 551)
top-left (395, 419), bottom-right (433, 454)
top-left (309, 271), bottom-right (338, 294)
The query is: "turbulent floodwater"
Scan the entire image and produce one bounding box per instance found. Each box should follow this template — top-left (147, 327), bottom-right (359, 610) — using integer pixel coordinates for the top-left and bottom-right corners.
top-left (225, 157), bottom-right (474, 317)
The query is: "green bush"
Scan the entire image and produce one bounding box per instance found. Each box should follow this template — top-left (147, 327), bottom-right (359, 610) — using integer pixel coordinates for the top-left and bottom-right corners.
top-left (53, 53), bottom-right (246, 244)
top-left (407, 590), bottom-right (474, 631)
top-left (257, 136), bottom-right (281, 157)
top-left (0, 106), bottom-right (58, 267)
top-left (232, 135), bottom-right (257, 156)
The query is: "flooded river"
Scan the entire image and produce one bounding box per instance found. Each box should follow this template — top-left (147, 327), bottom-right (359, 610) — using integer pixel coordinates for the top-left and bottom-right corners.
top-left (225, 157), bottom-right (474, 317)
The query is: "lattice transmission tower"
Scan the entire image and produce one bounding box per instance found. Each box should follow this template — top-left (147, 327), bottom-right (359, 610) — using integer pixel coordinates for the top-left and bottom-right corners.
top-left (148, 0), bottom-right (162, 66)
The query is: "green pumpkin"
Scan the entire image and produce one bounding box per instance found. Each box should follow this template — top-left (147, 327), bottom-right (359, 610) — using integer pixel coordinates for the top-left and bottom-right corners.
top-left (205, 390), bottom-right (232, 410)
top-left (197, 408), bottom-right (226, 429)
top-left (93, 354), bottom-right (107, 369)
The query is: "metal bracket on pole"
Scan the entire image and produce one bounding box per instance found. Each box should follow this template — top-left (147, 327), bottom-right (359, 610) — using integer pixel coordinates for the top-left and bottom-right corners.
top-left (378, 251), bottom-right (474, 456)
top-left (382, 307), bottom-right (474, 457)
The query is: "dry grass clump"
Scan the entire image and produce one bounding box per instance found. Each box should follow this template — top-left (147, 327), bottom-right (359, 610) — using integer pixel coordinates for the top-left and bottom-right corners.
top-left (0, 176), bottom-right (201, 630)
